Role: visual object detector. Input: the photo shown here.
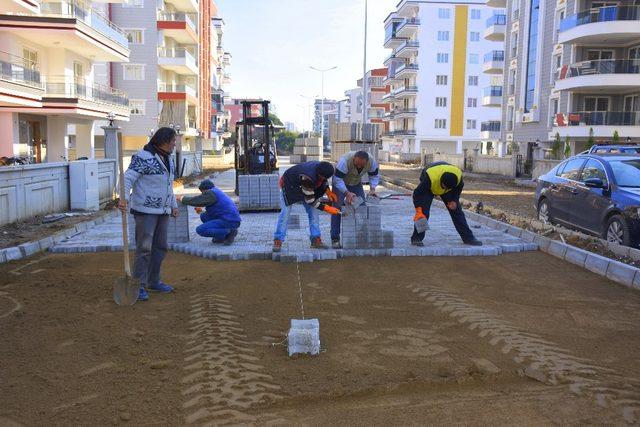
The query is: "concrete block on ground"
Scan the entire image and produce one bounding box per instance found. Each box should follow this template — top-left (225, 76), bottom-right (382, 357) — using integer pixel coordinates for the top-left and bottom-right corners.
top-left (37, 237), bottom-right (54, 251)
top-left (533, 234), bottom-right (552, 251)
top-left (520, 230), bottom-right (537, 243)
top-left (584, 253), bottom-right (610, 276)
top-left (18, 241), bottom-right (40, 257)
top-left (564, 246), bottom-right (588, 268)
top-left (0, 250), bottom-right (6, 263)
top-left (606, 260), bottom-right (637, 287)
top-left (547, 240), bottom-right (568, 258)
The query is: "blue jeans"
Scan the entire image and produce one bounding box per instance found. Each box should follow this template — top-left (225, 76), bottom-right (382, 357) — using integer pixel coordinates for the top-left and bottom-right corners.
top-left (273, 190), bottom-right (320, 242)
top-left (133, 213), bottom-right (168, 287)
top-left (196, 218), bottom-right (240, 240)
top-left (330, 183), bottom-right (366, 240)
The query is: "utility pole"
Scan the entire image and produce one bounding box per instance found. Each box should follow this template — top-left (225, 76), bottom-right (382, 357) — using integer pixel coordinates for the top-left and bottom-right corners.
top-left (310, 66), bottom-right (337, 144)
top-left (362, 0), bottom-right (368, 124)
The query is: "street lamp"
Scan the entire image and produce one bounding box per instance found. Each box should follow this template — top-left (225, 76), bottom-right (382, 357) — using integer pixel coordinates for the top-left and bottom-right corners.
top-left (107, 111), bottom-right (116, 127)
top-left (362, 0), bottom-right (369, 124)
top-left (309, 65), bottom-right (337, 144)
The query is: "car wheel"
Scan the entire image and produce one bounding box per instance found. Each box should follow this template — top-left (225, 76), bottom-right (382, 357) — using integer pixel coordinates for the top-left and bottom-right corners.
top-left (604, 215), bottom-right (631, 247)
top-left (537, 198), bottom-right (552, 224)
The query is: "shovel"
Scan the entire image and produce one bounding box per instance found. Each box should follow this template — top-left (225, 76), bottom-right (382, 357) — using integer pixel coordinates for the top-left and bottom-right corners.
top-left (113, 136), bottom-right (139, 306)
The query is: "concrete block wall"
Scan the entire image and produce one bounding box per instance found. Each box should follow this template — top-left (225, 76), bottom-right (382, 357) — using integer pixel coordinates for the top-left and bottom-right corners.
top-left (290, 138), bottom-right (323, 164)
top-left (331, 142), bottom-right (379, 162)
top-left (238, 173), bottom-right (280, 210)
top-left (127, 203), bottom-right (190, 244)
top-left (330, 122), bottom-right (381, 143)
top-left (341, 201), bottom-right (393, 249)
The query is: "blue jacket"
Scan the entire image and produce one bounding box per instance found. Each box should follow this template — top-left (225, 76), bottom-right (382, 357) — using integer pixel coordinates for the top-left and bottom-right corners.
top-left (281, 161), bottom-right (329, 207)
top-left (200, 188), bottom-right (241, 224)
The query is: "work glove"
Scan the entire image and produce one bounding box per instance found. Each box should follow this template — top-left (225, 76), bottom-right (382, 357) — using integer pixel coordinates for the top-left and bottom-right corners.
top-left (322, 205), bottom-right (341, 216)
top-left (413, 207), bottom-right (427, 222)
top-left (325, 189), bottom-right (338, 203)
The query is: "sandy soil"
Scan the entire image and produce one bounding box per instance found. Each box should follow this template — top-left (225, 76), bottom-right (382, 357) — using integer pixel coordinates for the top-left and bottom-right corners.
top-left (380, 164), bottom-right (537, 219)
top-left (2, 252), bottom-right (640, 425)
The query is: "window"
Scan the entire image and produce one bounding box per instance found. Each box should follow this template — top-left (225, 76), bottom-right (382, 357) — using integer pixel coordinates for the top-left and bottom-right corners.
top-left (122, 0), bottom-right (143, 7)
top-left (610, 160), bottom-right (640, 187)
top-left (437, 53), bottom-right (449, 63)
top-left (470, 32), bottom-right (480, 42)
top-left (511, 32), bottom-right (518, 58)
top-left (558, 158), bottom-right (585, 181)
top-left (438, 8), bottom-right (450, 19)
top-left (584, 97), bottom-right (609, 112)
top-left (469, 54), bottom-right (479, 64)
top-left (467, 98), bottom-right (477, 107)
top-left (436, 75), bottom-right (448, 85)
top-left (470, 9), bottom-right (481, 19)
top-left (466, 119), bottom-right (477, 129)
top-left (124, 29), bottom-right (144, 44)
top-left (524, 0), bottom-right (540, 113)
top-left (580, 159), bottom-right (608, 186)
top-left (73, 62), bottom-right (83, 78)
top-left (435, 97), bottom-right (447, 107)
top-left (587, 50), bottom-right (614, 61)
top-left (122, 64), bottom-right (144, 80)
top-left (554, 9), bottom-right (565, 42)
top-left (435, 119), bottom-right (447, 129)
top-left (437, 31), bottom-right (450, 41)
top-left (508, 69), bottom-right (516, 95)
top-left (549, 98), bottom-right (559, 126)
top-left (468, 76), bottom-right (478, 86)
top-left (129, 99), bottom-right (146, 115)
top-left (22, 48), bottom-right (37, 69)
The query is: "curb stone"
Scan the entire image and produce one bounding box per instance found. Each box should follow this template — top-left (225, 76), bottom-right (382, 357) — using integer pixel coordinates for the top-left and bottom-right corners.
top-left (606, 260), bottom-right (637, 287)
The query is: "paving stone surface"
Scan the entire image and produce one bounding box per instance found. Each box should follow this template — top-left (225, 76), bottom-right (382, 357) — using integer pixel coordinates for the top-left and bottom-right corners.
top-left (50, 161), bottom-right (536, 262)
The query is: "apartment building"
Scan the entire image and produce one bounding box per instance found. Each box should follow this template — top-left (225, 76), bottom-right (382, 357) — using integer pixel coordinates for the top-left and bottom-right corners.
top-left (0, 0), bottom-right (131, 162)
top-left (383, 0), bottom-right (503, 156)
top-left (500, 0), bottom-right (639, 155)
top-left (343, 87), bottom-right (362, 123)
top-left (313, 98), bottom-right (339, 146)
top-left (210, 17), bottom-right (231, 150)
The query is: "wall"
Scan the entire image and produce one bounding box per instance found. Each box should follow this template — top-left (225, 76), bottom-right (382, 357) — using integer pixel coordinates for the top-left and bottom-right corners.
top-left (202, 151), bottom-right (233, 168)
top-left (532, 159), bottom-right (561, 179)
top-left (178, 151), bottom-right (203, 177)
top-left (433, 153), bottom-right (465, 169)
top-left (97, 160), bottom-right (117, 205)
top-left (474, 155), bottom-right (516, 177)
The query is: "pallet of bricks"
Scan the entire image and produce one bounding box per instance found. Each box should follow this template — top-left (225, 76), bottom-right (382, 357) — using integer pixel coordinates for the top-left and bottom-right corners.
top-left (127, 203), bottom-right (190, 244)
top-left (290, 137), bottom-right (323, 164)
top-left (330, 122), bottom-right (380, 163)
top-left (238, 173), bottom-right (280, 211)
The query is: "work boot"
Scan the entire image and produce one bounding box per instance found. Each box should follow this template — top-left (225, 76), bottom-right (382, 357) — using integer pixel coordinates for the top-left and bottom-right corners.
top-left (331, 239), bottom-right (341, 249)
top-left (148, 282), bottom-right (174, 293)
top-left (138, 285), bottom-right (149, 302)
top-left (310, 237), bottom-right (328, 249)
top-left (411, 239), bottom-right (425, 247)
top-left (223, 229), bottom-right (238, 246)
top-left (211, 237), bottom-right (225, 244)
top-left (272, 239), bottom-right (283, 252)
top-left (464, 239), bottom-right (483, 246)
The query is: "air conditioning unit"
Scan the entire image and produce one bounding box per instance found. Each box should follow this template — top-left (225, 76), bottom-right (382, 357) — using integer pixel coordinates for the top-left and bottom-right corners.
top-left (69, 160), bottom-right (99, 211)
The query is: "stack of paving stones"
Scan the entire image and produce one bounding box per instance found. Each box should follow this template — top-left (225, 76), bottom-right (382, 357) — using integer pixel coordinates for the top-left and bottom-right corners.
top-left (330, 141), bottom-right (379, 163)
top-left (126, 203), bottom-right (189, 244)
top-left (238, 173), bottom-right (280, 210)
top-left (288, 214), bottom-right (300, 230)
top-left (341, 197), bottom-right (393, 249)
top-left (290, 137), bottom-right (323, 164)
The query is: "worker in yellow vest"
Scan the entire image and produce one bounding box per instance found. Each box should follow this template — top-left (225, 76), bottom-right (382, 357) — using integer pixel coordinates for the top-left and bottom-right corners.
top-left (412, 162), bottom-right (482, 246)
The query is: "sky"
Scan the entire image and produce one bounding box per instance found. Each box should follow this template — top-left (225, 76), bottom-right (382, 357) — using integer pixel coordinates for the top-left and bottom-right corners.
top-left (216, 0), bottom-right (396, 131)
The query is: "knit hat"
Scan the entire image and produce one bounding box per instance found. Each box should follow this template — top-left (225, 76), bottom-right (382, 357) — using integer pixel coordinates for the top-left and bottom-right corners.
top-left (317, 161), bottom-right (335, 179)
top-left (441, 172), bottom-right (458, 190)
top-left (198, 179), bottom-right (215, 191)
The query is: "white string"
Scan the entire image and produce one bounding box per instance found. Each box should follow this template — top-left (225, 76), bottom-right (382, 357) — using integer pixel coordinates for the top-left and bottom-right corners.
top-left (295, 262), bottom-right (305, 320)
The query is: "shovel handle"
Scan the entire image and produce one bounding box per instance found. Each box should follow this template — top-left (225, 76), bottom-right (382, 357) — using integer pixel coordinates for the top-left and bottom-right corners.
top-left (117, 136), bottom-right (132, 278)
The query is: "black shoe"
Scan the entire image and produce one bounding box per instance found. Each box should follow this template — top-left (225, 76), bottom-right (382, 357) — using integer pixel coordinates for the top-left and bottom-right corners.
top-left (223, 229), bottom-right (238, 246)
top-left (464, 239), bottom-right (483, 246)
top-left (411, 240), bottom-right (424, 247)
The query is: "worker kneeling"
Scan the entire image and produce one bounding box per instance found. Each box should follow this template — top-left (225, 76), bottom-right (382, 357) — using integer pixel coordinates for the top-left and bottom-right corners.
top-left (179, 179), bottom-right (241, 245)
top-left (411, 162), bottom-right (482, 247)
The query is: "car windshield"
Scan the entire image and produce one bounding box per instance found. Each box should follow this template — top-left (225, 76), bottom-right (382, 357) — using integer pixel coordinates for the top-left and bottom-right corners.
top-left (610, 160), bottom-right (640, 188)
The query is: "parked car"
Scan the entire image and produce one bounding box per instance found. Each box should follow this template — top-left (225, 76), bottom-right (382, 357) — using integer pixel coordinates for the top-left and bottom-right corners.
top-left (535, 154), bottom-right (640, 247)
top-left (586, 145), bottom-right (640, 155)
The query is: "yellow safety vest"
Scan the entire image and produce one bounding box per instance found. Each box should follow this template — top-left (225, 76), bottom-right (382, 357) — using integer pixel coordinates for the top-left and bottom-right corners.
top-left (426, 164), bottom-right (462, 196)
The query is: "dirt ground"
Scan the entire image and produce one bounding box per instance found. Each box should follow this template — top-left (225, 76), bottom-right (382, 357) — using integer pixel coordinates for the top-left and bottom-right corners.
top-left (380, 164), bottom-right (537, 219)
top-left (2, 252), bottom-right (640, 425)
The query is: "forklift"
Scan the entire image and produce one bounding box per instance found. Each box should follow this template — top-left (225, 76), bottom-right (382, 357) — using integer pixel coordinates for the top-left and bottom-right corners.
top-left (234, 100), bottom-right (279, 195)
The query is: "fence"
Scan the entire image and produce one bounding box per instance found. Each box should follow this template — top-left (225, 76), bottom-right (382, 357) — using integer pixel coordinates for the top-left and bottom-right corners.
top-left (474, 155), bottom-right (517, 177)
top-left (532, 159), bottom-right (561, 180)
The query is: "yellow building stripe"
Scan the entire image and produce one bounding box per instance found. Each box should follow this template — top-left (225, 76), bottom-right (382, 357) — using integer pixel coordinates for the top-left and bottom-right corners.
top-left (450, 5), bottom-right (468, 137)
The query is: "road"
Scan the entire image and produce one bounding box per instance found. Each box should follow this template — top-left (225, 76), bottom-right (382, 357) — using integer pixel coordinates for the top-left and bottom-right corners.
top-left (2, 251), bottom-right (640, 425)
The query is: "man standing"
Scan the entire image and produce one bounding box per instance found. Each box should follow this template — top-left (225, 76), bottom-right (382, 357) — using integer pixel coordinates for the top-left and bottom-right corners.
top-left (412, 162), bottom-right (483, 247)
top-left (177, 179), bottom-right (241, 245)
top-left (273, 161), bottom-right (341, 252)
top-left (330, 150), bottom-right (379, 249)
top-left (119, 127), bottom-right (178, 302)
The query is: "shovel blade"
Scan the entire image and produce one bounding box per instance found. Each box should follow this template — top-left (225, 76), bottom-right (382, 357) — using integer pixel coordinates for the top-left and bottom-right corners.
top-left (113, 276), bottom-right (139, 306)
top-left (415, 218), bottom-right (429, 234)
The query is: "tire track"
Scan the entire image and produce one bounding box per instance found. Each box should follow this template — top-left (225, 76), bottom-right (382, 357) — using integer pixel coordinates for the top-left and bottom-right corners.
top-left (408, 284), bottom-right (640, 424)
top-left (181, 294), bottom-right (285, 425)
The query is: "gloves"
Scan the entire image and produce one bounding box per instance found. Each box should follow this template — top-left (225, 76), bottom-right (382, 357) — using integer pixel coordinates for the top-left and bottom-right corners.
top-left (194, 207), bottom-right (203, 214)
top-left (325, 189), bottom-right (338, 203)
top-left (322, 205), bottom-right (341, 215)
top-left (413, 207), bottom-right (427, 222)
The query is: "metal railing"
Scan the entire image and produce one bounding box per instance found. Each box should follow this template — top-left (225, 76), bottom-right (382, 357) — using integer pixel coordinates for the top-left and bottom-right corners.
top-left (393, 85), bottom-right (418, 95)
top-left (481, 121), bottom-right (501, 132)
top-left (0, 50), bottom-right (42, 89)
top-left (396, 17), bottom-right (420, 33)
top-left (486, 14), bottom-right (506, 26)
top-left (557, 111), bottom-right (640, 126)
top-left (158, 82), bottom-right (197, 95)
top-left (560, 6), bottom-right (640, 32)
top-left (394, 108), bottom-right (418, 115)
top-left (391, 129), bottom-right (417, 136)
top-left (395, 63), bottom-right (419, 74)
top-left (40, 1), bottom-right (128, 48)
top-left (157, 12), bottom-right (198, 32)
top-left (158, 47), bottom-right (198, 66)
top-left (556, 59), bottom-right (640, 80)
top-left (44, 76), bottom-right (128, 107)
top-left (384, 54), bottom-right (397, 64)
top-left (483, 86), bottom-right (503, 97)
top-left (484, 50), bottom-right (505, 62)
top-left (396, 40), bottom-right (419, 53)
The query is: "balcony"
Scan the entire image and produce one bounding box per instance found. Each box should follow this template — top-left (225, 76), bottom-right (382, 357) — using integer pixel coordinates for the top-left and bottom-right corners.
top-left (396, 18), bottom-right (420, 38)
top-left (223, 52), bottom-right (231, 66)
top-left (482, 86), bottom-right (503, 107)
top-left (0, 1), bottom-right (129, 62)
top-left (482, 50), bottom-right (505, 74)
top-left (484, 14), bottom-right (506, 41)
top-left (559, 6), bottom-right (640, 45)
top-left (553, 111), bottom-right (640, 138)
top-left (395, 63), bottom-right (419, 78)
top-left (384, 34), bottom-right (406, 49)
top-left (0, 50), bottom-right (44, 108)
top-left (480, 121), bottom-right (501, 140)
top-left (165, 0), bottom-right (198, 13)
top-left (158, 47), bottom-right (198, 75)
top-left (0, 0), bottom-right (39, 14)
top-left (395, 40), bottom-right (419, 58)
top-left (157, 12), bottom-right (198, 43)
top-left (393, 108), bottom-right (418, 119)
top-left (382, 91), bottom-right (395, 101)
top-left (396, 0), bottom-right (419, 18)
top-left (383, 54), bottom-right (397, 67)
top-left (393, 85), bottom-right (418, 99)
top-left (43, 76), bottom-right (129, 119)
top-left (555, 60), bottom-right (640, 92)
top-left (158, 82), bottom-right (197, 103)
top-left (486, 0), bottom-right (506, 8)
top-left (391, 129), bottom-right (417, 137)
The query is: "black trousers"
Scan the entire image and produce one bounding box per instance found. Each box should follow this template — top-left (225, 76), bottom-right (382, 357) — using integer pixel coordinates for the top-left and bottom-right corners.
top-left (411, 191), bottom-right (475, 243)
